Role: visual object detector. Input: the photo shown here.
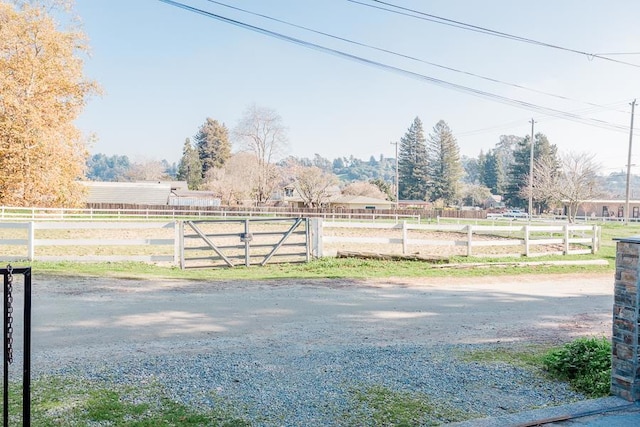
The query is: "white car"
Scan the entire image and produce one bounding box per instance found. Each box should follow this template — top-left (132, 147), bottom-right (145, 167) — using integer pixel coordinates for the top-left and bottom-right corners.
top-left (503, 209), bottom-right (529, 218)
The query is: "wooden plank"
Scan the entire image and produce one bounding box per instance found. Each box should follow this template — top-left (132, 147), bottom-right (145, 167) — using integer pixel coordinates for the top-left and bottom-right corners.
top-left (323, 236), bottom-right (402, 244)
top-left (468, 239), bottom-right (523, 247)
top-left (34, 222), bottom-right (175, 230)
top-left (410, 224), bottom-right (468, 232)
top-left (37, 255), bottom-right (174, 262)
top-left (337, 250), bottom-right (449, 263)
top-left (527, 238), bottom-right (564, 245)
top-left (406, 239), bottom-right (462, 246)
top-left (0, 239), bottom-right (28, 245)
top-left (470, 225), bottom-right (523, 232)
top-left (33, 239), bottom-right (174, 246)
top-left (0, 223), bottom-right (29, 229)
top-left (568, 238), bottom-right (593, 244)
top-left (323, 222), bottom-right (401, 229)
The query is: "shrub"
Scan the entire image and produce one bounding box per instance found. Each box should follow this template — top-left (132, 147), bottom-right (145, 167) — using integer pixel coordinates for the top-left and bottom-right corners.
top-left (542, 337), bottom-right (611, 397)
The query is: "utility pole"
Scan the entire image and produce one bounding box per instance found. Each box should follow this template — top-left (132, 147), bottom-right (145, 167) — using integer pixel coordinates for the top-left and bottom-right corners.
top-left (625, 99), bottom-right (636, 225)
top-left (528, 118), bottom-right (535, 219)
top-left (391, 141), bottom-right (399, 209)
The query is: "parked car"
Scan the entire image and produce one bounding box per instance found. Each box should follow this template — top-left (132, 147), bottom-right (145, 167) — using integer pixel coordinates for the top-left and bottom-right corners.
top-left (503, 209), bottom-right (529, 219)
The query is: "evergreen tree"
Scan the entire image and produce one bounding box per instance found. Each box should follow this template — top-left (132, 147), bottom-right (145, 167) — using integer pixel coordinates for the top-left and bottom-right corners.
top-left (504, 133), bottom-right (559, 209)
top-left (195, 118), bottom-right (231, 177)
top-left (493, 135), bottom-right (520, 194)
top-left (398, 117), bottom-right (429, 200)
top-left (481, 150), bottom-right (506, 195)
top-left (86, 154), bottom-right (131, 181)
top-left (426, 120), bottom-right (463, 204)
top-left (462, 154), bottom-right (481, 184)
top-left (177, 138), bottom-right (203, 190)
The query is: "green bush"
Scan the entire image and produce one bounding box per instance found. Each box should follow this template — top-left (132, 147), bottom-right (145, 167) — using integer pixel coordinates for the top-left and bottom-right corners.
top-left (542, 337), bottom-right (611, 397)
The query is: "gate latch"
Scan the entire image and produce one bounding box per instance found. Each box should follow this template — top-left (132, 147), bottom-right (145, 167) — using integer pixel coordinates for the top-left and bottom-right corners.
top-left (240, 233), bottom-right (253, 243)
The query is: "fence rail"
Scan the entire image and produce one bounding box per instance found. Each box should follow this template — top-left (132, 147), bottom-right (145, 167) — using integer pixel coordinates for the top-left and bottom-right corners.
top-left (317, 221), bottom-right (600, 257)
top-left (0, 221), bottom-right (177, 263)
top-left (0, 219), bottom-right (600, 264)
top-left (0, 206), bottom-right (421, 222)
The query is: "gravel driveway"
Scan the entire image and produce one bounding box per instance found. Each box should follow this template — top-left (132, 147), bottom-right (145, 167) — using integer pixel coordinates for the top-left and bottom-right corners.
top-left (10, 272), bottom-right (614, 425)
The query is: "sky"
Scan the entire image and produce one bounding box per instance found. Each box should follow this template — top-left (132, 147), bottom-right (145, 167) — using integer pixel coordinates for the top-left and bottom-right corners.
top-left (71, 0), bottom-right (640, 174)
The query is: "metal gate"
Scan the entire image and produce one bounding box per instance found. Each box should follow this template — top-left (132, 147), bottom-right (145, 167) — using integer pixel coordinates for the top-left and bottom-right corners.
top-left (2, 266), bottom-right (31, 426)
top-left (179, 218), bottom-right (310, 268)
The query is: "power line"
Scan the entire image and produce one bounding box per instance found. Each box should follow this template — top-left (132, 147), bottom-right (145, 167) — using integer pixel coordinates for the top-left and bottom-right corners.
top-left (594, 52), bottom-right (640, 56)
top-left (348, 0), bottom-right (640, 69)
top-left (457, 100), bottom-right (637, 137)
top-left (202, 0), bottom-right (627, 114)
top-left (157, 0), bottom-right (632, 133)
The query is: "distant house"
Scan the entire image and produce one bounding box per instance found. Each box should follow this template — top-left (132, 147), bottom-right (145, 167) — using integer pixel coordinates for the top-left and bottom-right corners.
top-left (330, 195), bottom-right (394, 210)
top-left (398, 200), bottom-right (430, 209)
top-left (81, 181), bottom-right (220, 207)
top-left (282, 185), bottom-right (393, 210)
top-left (81, 181), bottom-right (173, 205)
top-left (484, 195), bottom-right (505, 210)
top-left (562, 199), bottom-right (640, 219)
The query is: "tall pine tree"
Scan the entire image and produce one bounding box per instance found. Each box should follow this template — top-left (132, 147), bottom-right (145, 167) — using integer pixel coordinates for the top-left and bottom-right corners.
top-left (177, 138), bottom-right (203, 190)
top-left (195, 118), bottom-right (231, 177)
top-left (427, 120), bottom-right (463, 204)
top-left (504, 133), bottom-right (559, 209)
top-left (398, 117), bottom-right (429, 200)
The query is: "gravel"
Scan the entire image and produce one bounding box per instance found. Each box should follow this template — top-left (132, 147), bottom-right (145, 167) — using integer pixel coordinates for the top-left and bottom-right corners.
top-left (15, 273), bottom-right (609, 425)
top-left (31, 340), bottom-right (585, 426)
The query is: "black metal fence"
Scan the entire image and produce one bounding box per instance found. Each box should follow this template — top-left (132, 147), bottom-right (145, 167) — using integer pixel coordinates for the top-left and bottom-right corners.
top-left (2, 266), bottom-right (31, 427)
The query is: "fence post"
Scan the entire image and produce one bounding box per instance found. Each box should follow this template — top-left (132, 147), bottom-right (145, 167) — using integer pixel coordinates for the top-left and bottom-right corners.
top-left (173, 221), bottom-right (180, 267)
top-left (524, 225), bottom-right (530, 257)
top-left (244, 219), bottom-right (251, 267)
top-left (305, 218), bottom-right (311, 262)
top-left (563, 224), bottom-right (570, 255)
top-left (402, 221), bottom-right (408, 255)
top-left (592, 225), bottom-right (598, 254)
top-left (27, 222), bottom-right (35, 261)
top-left (310, 218), bottom-right (323, 258)
top-left (466, 225), bottom-right (473, 256)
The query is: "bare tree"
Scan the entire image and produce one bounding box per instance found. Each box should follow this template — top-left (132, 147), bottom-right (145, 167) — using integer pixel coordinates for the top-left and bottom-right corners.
top-left (294, 166), bottom-right (338, 208)
top-left (461, 183), bottom-right (492, 207)
top-left (205, 153), bottom-right (258, 205)
top-left (125, 158), bottom-right (168, 181)
top-left (342, 181), bottom-right (388, 200)
top-left (527, 151), bottom-right (602, 222)
top-left (233, 104), bottom-right (288, 204)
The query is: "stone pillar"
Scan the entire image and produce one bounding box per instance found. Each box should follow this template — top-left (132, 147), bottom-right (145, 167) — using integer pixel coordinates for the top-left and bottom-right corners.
top-left (612, 237), bottom-right (640, 401)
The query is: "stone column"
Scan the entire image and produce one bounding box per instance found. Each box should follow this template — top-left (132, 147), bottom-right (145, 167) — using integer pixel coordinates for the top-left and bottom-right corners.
top-left (612, 237), bottom-right (640, 401)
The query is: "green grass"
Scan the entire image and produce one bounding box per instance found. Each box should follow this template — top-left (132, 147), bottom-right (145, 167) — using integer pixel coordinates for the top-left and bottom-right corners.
top-left (3, 376), bottom-right (250, 426)
top-left (457, 345), bottom-right (550, 370)
top-left (346, 385), bottom-right (472, 426)
top-left (459, 339), bottom-right (612, 399)
top-left (14, 255), bottom-right (611, 281)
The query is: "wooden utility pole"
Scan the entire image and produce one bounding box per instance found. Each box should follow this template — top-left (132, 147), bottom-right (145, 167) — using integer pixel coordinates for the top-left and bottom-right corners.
top-left (625, 99), bottom-right (636, 225)
top-left (391, 141), bottom-right (399, 209)
top-left (528, 119), bottom-right (535, 218)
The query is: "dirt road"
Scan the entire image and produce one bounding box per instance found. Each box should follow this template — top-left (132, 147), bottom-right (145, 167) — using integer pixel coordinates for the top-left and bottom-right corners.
top-left (10, 272), bottom-right (613, 366)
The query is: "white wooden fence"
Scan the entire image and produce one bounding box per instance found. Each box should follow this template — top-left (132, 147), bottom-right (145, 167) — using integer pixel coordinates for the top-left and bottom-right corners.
top-left (0, 220), bottom-right (600, 264)
top-left (313, 221), bottom-right (600, 257)
top-left (0, 206), bottom-right (420, 222)
top-left (0, 221), bottom-right (177, 263)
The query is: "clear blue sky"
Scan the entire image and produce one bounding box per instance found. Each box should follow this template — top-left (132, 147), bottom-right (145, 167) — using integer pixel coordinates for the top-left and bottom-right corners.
top-left (73, 0), bottom-right (640, 174)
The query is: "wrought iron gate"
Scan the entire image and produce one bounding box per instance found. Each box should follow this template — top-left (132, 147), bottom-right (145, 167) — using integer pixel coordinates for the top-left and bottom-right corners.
top-left (179, 218), bottom-right (310, 268)
top-left (2, 266), bottom-right (31, 426)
